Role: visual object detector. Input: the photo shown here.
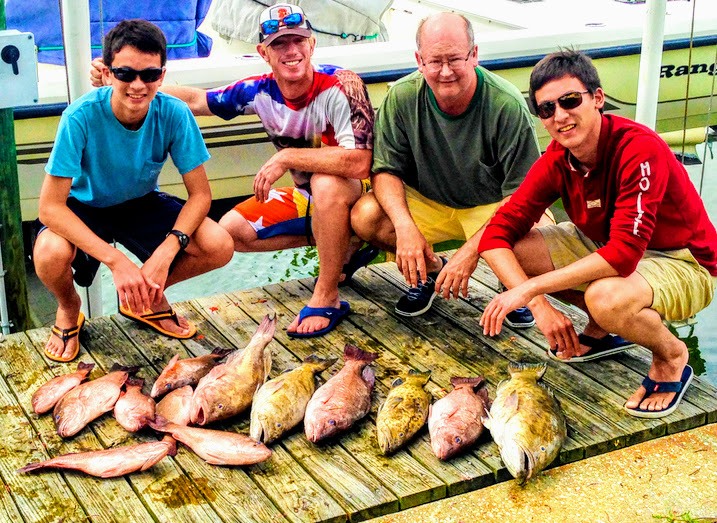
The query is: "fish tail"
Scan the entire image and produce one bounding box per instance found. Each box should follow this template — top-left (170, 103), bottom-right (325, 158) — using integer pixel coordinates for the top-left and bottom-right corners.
top-left (408, 369), bottom-right (431, 384)
top-left (303, 354), bottom-right (337, 372)
top-left (76, 362), bottom-right (95, 374)
top-left (210, 347), bottom-right (234, 358)
top-left (450, 376), bottom-right (484, 389)
top-left (343, 345), bottom-right (378, 363)
top-left (162, 435), bottom-right (178, 456)
top-left (109, 363), bottom-right (142, 375)
top-left (125, 377), bottom-right (145, 388)
top-left (147, 415), bottom-right (171, 432)
top-left (17, 461), bottom-right (48, 474)
top-left (507, 361), bottom-right (547, 380)
top-left (251, 314), bottom-right (277, 346)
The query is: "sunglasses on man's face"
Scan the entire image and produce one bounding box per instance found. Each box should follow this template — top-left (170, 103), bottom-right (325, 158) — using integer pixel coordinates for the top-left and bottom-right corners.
top-left (261, 13), bottom-right (304, 36)
top-left (109, 66), bottom-right (164, 83)
top-left (535, 90), bottom-right (589, 119)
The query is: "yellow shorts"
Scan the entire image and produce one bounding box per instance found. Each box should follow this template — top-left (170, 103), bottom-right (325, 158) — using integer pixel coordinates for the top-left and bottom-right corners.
top-left (404, 185), bottom-right (499, 244)
top-left (539, 221), bottom-right (716, 321)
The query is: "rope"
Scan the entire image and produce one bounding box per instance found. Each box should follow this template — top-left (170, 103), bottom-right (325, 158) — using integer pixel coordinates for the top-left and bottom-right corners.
top-left (679, 0), bottom-right (698, 163)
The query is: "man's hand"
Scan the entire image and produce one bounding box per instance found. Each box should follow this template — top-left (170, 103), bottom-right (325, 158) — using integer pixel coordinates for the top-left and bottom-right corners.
top-left (90, 57), bottom-right (108, 88)
top-left (395, 224), bottom-right (437, 287)
top-left (254, 152), bottom-right (288, 202)
top-left (140, 252), bottom-right (173, 307)
top-left (531, 300), bottom-right (581, 358)
top-left (479, 284), bottom-right (534, 336)
top-left (111, 254), bottom-right (160, 313)
top-left (435, 246), bottom-right (479, 299)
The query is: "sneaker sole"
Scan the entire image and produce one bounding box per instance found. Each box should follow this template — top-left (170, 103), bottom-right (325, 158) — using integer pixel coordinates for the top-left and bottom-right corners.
top-left (395, 292), bottom-right (437, 317)
top-left (504, 318), bottom-right (536, 329)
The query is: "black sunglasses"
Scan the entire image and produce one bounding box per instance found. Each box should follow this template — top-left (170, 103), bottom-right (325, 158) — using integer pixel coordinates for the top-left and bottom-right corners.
top-left (535, 90), bottom-right (589, 119)
top-left (109, 66), bottom-right (164, 83)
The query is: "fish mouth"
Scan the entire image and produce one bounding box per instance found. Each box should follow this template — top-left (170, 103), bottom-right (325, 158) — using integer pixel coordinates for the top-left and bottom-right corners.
top-left (515, 444), bottom-right (535, 484)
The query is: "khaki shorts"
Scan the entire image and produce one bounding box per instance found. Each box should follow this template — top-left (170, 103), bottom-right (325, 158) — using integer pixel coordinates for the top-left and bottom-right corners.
top-left (405, 185), bottom-right (499, 244)
top-left (539, 221), bottom-right (716, 321)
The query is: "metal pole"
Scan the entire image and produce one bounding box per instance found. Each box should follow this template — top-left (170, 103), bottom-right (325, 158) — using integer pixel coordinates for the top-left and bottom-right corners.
top-left (0, 228), bottom-right (12, 336)
top-left (59, 0), bottom-right (103, 317)
top-left (635, 0), bottom-right (667, 129)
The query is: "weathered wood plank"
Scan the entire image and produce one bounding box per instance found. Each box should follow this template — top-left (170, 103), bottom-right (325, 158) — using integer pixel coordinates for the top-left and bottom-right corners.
top-left (0, 334), bottom-right (89, 523)
top-left (26, 321), bottom-right (224, 523)
top-left (1, 331), bottom-right (155, 523)
top-left (111, 303), bottom-right (291, 523)
top-left (471, 256), bottom-right (717, 425)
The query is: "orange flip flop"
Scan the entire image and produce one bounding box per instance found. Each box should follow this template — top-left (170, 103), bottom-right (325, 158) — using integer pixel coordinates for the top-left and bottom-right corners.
top-left (45, 312), bottom-right (86, 362)
top-left (119, 304), bottom-right (197, 339)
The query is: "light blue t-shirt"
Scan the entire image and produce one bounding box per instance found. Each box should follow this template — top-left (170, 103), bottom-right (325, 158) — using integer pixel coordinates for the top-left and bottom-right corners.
top-left (46, 87), bottom-right (210, 207)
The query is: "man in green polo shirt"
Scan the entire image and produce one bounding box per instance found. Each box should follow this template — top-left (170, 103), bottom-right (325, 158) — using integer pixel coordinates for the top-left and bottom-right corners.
top-left (351, 11), bottom-right (550, 319)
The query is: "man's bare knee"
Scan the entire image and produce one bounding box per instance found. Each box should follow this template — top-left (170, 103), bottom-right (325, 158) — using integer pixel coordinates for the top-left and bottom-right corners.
top-left (218, 209), bottom-right (258, 252)
top-left (192, 220), bottom-right (234, 269)
top-left (311, 173), bottom-right (360, 209)
top-left (350, 193), bottom-right (390, 242)
top-left (33, 230), bottom-right (74, 276)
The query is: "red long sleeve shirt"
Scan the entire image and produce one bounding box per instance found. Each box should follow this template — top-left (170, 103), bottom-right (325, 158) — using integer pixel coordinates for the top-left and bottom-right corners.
top-left (478, 114), bottom-right (717, 277)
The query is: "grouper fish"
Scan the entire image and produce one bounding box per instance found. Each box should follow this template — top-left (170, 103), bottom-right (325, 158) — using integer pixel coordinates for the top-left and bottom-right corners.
top-left (32, 362), bottom-right (95, 415)
top-left (53, 363), bottom-right (138, 438)
top-left (148, 415), bottom-right (272, 466)
top-left (17, 436), bottom-right (176, 478)
top-left (250, 355), bottom-right (336, 443)
top-left (428, 376), bottom-right (490, 460)
top-left (114, 377), bottom-right (156, 432)
top-left (150, 347), bottom-right (234, 398)
top-left (190, 315), bottom-right (275, 425)
top-left (156, 385), bottom-right (194, 426)
top-left (304, 345), bottom-right (377, 442)
top-left (484, 361), bottom-right (566, 483)
top-left (376, 369), bottom-right (432, 455)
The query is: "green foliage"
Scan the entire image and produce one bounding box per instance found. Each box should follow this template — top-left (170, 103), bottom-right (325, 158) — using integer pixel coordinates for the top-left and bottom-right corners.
top-left (653, 510), bottom-right (715, 522)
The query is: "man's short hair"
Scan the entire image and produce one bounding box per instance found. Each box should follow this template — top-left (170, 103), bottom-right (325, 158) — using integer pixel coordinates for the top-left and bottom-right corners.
top-left (102, 19), bottom-right (167, 67)
top-left (416, 13), bottom-right (474, 52)
top-left (529, 49), bottom-right (602, 113)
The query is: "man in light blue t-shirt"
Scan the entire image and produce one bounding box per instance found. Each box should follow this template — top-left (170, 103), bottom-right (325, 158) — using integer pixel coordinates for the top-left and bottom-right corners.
top-left (34, 19), bottom-right (233, 363)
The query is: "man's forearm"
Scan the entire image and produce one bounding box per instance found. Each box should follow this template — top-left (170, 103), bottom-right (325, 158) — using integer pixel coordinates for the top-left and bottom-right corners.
top-left (279, 147), bottom-right (371, 179)
top-left (160, 85), bottom-right (213, 116)
top-left (372, 172), bottom-right (417, 232)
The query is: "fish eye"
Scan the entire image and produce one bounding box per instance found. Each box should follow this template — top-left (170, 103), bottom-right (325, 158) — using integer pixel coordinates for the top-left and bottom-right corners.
top-left (277, 423), bottom-right (282, 427)
top-left (540, 446), bottom-right (546, 452)
top-left (329, 420), bottom-right (336, 425)
top-left (165, 384), bottom-right (171, 388)
top-left (455, 437), bottom-right (461, 443)
top-left (55, 415), bottom-right (60, 421)
top-left (398, 432), bottom-right (404, 437)
top-left (218, 404), bottom-right (223, 409)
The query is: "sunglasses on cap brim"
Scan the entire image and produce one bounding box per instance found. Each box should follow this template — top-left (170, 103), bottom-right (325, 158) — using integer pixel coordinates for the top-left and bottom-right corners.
top-left (535, 90), bottom-right (590, 119)
top-left (109, 66), bottom-right (164, 83)
top-left (261, 12), bottom-right (305, 36)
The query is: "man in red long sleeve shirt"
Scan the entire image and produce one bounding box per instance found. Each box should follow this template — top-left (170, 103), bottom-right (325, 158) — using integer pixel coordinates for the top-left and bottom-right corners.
top-left (478, 50), bottom-right (717, 419)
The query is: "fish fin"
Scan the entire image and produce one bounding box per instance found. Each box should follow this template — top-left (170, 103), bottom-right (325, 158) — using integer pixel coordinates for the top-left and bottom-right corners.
top-left (17, 462), bottom-right (46, 474)
top-left (450, 376), bottom-right (484, 389)
top-left (303, 355), bottom-right (337, 372)
top-left (361, 365), bottom-right (376, 389)
top-left (125, 377), bottom-right (145, 389)
top-left (162, 436), bottom-right (178, 456)
top-left (76, 361), bottom-right (95, 374)
top-left (481, 410), bottom-right (492, 430)
top-left (408, 369), bottom-right (431, 385)
top-left (507, 361), bottom-right (547, 380)
top-left (344, 345), bottom-right (378, 363)
top-left (147, 415), bottom-right (171, 432)
top-left (210, 347), bottom-right (234, 359)
top-left (165, 353), bottom-right (181, 369)
top-left (263, 347), bottom-right (273, 380)
top-left (505, 391), bottom-right (519, 412)
top-left (477, 386), bottom-right (491, 407)
top-left (390, 377), bottom-right (404, 388)
top-left (109, 363), bottom-right (141, 375)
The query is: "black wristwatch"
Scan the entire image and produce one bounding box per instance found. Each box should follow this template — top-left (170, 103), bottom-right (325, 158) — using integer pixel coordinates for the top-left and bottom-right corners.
top-left (167, 229), bottom-right (189, 251)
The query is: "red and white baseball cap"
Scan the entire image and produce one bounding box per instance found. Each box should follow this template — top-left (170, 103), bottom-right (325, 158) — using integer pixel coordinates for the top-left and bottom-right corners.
top-left (259, 4), bottom-right (312, 45)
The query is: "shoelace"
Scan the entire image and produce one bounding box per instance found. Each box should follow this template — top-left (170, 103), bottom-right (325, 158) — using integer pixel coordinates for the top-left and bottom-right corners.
top-left (405, 277), bottom-right (434, 301)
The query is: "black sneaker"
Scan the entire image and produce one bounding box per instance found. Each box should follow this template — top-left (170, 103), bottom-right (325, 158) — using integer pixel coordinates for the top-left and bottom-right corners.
top-left (499, 284), bottom-right (536, 328)
top-left (395, 258), bottom-right (446, 317)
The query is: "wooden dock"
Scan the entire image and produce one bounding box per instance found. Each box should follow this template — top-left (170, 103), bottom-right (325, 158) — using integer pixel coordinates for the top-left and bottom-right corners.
top-left (1, 256), bottom-right (716, 523)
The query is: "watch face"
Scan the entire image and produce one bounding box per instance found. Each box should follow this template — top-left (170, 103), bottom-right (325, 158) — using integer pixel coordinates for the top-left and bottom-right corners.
top-left (171, 230), bottom-right (189, 249)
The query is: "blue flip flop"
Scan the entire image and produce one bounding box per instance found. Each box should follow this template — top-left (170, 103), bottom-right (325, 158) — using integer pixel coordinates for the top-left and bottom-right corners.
top-left (548, 333), bottom-right (637, 362)
top-left (287, 301), bottom-right (350, 338)
top-left (314, 246), bottom-right (380, 287)
top-left (625, 365), bottom-right (693, 418)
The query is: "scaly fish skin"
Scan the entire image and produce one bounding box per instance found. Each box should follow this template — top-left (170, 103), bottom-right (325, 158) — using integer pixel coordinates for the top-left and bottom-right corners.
top-left (304, 345), bottom-right (377, 442)
top-left (376, 370), bottom-right (432, 455)
top-left (53, 364), bottom-right (137, 438)
top-left (250, 355), bottom-right (336, 443)
top-left (191, 315), bottom-right (275, 425)
top-left (114, 377), bottom-right (156, 432)
top-left (150, 348), bottom-right (233, 398)
top-left (485, 361), bottom-right (566, 483)
top-left (428, 376), bottom-right (490, 460)
top-left (156, 385), bottom-right (194, 426)
top-left (17, 436), bottom-right (176, 478)
top-left (148, 416), bottom-right (271, 466)
top-left (32, 362), bottom-right (95, 415)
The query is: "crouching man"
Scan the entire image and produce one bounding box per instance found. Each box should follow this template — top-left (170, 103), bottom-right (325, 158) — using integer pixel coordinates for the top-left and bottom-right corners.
top-left (34, 19), bottom-right (233, 362)
top-left (478, 50), bottom-right (717, 418)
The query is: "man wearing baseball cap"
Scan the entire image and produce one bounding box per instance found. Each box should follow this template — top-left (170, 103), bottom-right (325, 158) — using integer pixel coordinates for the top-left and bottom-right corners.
top-left (91, 3), bottom-right (376, 338)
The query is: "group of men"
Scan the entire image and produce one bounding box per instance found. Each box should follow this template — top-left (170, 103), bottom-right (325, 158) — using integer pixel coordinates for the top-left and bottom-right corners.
top-left (35, 4), bottom-right (717, 419)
